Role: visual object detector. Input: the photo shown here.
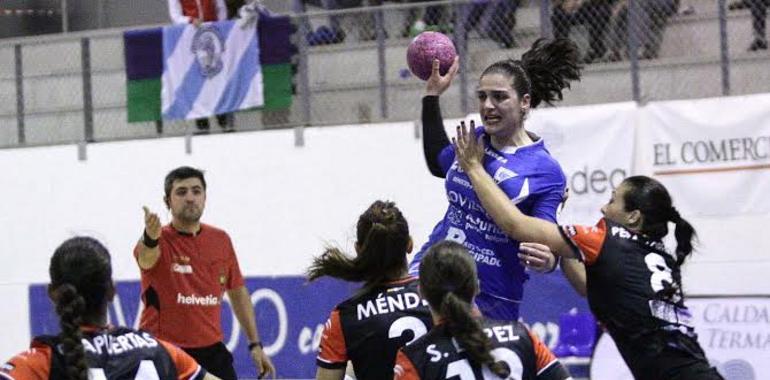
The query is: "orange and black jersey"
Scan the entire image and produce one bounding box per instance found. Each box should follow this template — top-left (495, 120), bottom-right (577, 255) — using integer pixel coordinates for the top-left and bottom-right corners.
top-left (394, 319), bottom-right (571, 380)
top-left (560, 218), bottom-right (712, 379)
top-left (317, 276), bottom-right (433, 380)
top-left (0, 326), bottom-right (206, 380)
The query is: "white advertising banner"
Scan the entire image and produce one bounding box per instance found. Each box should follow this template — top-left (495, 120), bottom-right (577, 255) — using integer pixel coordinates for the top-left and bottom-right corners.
top-left (525, 101), bottom-right (637, 225)
top-left (467, 102), bottom-right (637, 225)
top-left (591, 296), bottom-right (770, 380)
top-left (636, 94), bottom-right (770, 216)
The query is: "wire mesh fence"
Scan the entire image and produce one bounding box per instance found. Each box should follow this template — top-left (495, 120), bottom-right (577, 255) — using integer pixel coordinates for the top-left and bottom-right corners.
top-left (22, 39), bottom-right (84, 145)
top-left (0, 0), bottom-right (769, 149)
top-left (0, 46), bottom-right (17, 147)
top-left (295, 0), bottom-right (548, 126)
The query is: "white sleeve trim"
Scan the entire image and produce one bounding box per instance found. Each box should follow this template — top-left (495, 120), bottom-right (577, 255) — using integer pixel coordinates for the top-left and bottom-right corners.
top-left (0, 372), bottom-right (15, 380)
top-left (188, 365), bottom-right (202, 380)
top-left (316, 356), bottom-right (335, 364)
top-left (536, 358), bottom-right (559, 376)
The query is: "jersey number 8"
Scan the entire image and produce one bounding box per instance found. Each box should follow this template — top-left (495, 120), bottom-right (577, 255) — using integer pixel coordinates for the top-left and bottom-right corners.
top-left (644, 253), bottom-right (673, 294)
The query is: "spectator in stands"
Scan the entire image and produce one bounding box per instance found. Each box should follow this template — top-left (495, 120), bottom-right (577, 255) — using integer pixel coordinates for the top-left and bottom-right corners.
top-left (551, 0), bottom-right (616, 63)
top-left (607, 0), bottom-right (629, 61)
top-left (400, 1), bottom-right (446, 38)
top-left (306, 0), bottom-right (384, 43)
top-left (168, 0), bottom-right (234, 133)
top-left (640, 0), bottom-right (678, 59)
top-left (608, 0), bottom-right (679, 61)
top-left (730, 0), bottom-right (769, 51)
top-left (463, 0), bottom-right (521, 48)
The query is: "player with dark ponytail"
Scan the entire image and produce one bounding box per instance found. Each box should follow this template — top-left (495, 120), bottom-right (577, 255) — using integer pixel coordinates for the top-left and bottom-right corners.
top-left (52, 283), bottom-right (89, 380)
top-left (453, 123), bottom-right (724, 380)
top-left (621, 176), bottom-right (697, 267)
top-left (395, 241), bottom-right (572, 380)
top-left (1, 237), bottom-right (220, 380)
top-left (308, 200), bottom-right (411, 291)
top-left (310, 201), bottom-right (433, 380)
top-left (411, 38), bottom-right (583, 321)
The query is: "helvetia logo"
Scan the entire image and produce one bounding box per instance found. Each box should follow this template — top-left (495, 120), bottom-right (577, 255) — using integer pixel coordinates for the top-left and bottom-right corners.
top-left (177, 293), bottom-right (220, 306)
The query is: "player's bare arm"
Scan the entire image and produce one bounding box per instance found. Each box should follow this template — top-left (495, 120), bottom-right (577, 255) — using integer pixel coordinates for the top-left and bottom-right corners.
top-left (315, 367), bottom-right (345, 380)
top-left (560, 257), bottom-right (587, 297)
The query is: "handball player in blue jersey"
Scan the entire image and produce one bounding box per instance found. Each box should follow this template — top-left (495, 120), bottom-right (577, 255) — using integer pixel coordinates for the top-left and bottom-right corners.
top-left (409, 38), bottom-right (583, 320)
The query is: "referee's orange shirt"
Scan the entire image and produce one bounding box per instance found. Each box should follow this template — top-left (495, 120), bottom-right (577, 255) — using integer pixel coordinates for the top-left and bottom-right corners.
top-left (135, 223), bottom-right (245, 348)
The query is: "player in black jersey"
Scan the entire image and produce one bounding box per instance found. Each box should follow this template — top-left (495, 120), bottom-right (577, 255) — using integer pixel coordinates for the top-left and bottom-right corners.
top-left (395, 241), bottom-right (572, 380)
top-left (0, 236), bottom-right (220, 380)
top-left (307, 200), bottom-right (433, 380)
top-left (453, 124), bottom-right (724, 380)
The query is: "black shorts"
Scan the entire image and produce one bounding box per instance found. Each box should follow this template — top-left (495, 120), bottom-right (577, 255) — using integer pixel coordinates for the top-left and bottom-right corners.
top-left (668, 363), bottom-right (725, 380)
top-left (623, 331), bottom-right (725, 380)
top-left (182, 342), bottom-right (237, 380)
top-left (658, 340), bottom-right (724, 380)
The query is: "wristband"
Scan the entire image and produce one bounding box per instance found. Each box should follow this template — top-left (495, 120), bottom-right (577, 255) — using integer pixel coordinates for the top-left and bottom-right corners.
top-left (248, 341), bottom-right (263, 351)
top-left (143, 230), bottom-right (159, 248)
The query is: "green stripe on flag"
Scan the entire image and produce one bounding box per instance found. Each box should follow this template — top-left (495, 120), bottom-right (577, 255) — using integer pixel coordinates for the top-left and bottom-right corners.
top-left (262, 64), bottom-right (293, 110)
top-left (127, 79), bottom-right (161, 122)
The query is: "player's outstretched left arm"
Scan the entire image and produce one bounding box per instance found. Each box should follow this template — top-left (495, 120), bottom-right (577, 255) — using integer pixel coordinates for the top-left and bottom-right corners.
top-left (560, 257), bottom-right (587, 297)
top-left (316, 367), bottom-right (345, 380)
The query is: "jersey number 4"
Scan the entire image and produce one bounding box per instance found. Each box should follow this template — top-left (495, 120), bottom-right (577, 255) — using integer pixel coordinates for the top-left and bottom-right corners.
top-left (89, 360), bottom-right (160, 379)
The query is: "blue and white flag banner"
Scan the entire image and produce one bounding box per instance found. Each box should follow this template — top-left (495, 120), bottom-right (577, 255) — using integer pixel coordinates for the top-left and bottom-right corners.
top-left (162, 20), bottom-right (264, 120)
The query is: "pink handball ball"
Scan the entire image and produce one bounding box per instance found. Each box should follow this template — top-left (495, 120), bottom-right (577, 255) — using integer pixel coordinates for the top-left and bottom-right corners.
top-left (406, 31), bottom-right (457, 81)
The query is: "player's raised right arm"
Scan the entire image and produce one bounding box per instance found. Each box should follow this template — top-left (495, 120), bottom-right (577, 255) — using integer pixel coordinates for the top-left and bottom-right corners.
top-left (422, 57), bottom-right (460, 178)
top-left (136, 206), bottom-right (161, 270)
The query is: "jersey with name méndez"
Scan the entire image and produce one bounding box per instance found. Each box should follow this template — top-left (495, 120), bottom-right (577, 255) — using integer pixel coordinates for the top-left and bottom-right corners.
top-left (317, 277), bottom-right (433, 380)
top-left (394, 319), bottom-right (571, 380)
top-left (560, 218), bottom-right (705, 378)
top-left (0, 326), bottom-right (205, 380)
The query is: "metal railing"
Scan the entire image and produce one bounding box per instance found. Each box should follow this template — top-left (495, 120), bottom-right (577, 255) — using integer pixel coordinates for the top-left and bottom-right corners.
top-left (0, 0), bottom-right (768, 150)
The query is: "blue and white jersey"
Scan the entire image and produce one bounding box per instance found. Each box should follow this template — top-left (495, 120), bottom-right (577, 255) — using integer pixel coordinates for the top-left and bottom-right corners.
top-left (410, 128), bottom-right (566, 320)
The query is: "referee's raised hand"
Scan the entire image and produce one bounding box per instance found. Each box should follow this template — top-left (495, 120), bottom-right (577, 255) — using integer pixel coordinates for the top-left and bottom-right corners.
top-left (143, 206), bottom-right (161, 241)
